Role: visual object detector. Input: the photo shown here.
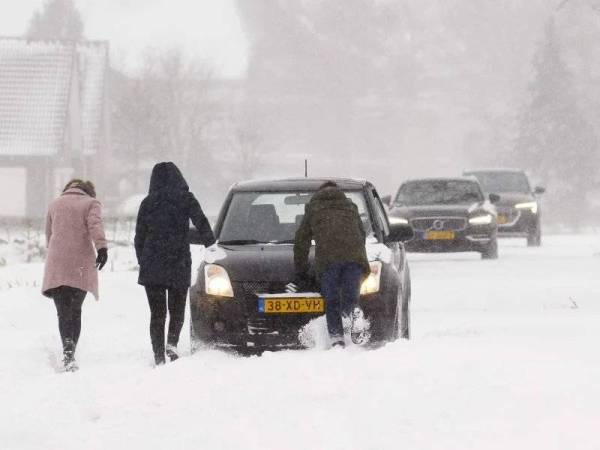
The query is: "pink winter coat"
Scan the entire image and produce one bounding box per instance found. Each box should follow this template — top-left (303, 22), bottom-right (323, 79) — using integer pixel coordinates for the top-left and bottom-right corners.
top-left (42, 188), bottom-right (107, 300)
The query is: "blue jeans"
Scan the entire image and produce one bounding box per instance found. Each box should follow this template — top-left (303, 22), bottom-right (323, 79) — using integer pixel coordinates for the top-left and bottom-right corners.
top-left (320, 262), bottom-right (364, 340)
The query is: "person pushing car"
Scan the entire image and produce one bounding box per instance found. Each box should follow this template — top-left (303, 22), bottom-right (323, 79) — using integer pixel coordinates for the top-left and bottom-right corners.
top-left (291, 181), bottom-right (370, 348)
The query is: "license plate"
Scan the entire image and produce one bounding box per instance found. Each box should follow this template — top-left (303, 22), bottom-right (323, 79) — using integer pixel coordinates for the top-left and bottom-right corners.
top-left (425, 230), bottom-right (455, 240)
top-left (258, 297), bottom-right (325, 314)
top-left (497, 214), bottom-right (508, 225)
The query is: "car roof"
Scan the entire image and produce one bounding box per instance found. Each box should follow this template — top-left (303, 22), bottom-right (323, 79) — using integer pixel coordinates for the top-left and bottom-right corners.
top-left (230, 177), bottom-right (369, 192)
top-left (463, 168), bottom-right (526, 174)
top-left (401, 176), bottom-right (480, 185)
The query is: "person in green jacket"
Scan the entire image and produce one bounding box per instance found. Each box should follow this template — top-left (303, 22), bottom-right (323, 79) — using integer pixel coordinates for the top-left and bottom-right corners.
top-left (292, 181), bottom-right (370, 348)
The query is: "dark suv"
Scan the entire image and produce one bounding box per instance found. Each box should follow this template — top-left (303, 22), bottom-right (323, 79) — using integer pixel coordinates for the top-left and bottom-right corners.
top-left (388, 177), bottom-right (499, 259)
top-left (463, 169), bottom-right (544, 246)
top-left (189, 178), bottom-right (414, 352)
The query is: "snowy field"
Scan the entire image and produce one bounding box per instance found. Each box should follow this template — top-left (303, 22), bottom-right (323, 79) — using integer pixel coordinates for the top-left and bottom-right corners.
top-left (1, 235), bottom-right (599, 450)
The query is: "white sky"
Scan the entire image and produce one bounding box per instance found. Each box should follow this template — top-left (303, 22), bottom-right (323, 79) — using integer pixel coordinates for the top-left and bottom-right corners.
top-left (0, 0), bottom-right (249, 78)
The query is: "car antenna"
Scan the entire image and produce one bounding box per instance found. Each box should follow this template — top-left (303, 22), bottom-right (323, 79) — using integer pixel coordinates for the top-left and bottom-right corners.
top-left (304, 159), bottom-right (308, 178)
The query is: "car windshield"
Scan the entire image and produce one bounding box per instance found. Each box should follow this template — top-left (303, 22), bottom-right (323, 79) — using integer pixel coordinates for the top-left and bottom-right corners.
top-left (219, 190), bottom-right (373, 244)
top-left (395, 180), bottom-right (484, 206)
top-left (466, 171), bottom-right (530, 194)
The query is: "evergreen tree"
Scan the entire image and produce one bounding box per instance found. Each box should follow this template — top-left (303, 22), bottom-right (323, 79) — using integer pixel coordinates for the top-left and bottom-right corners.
top-left (27, 0), bottom-right (84, 41)
top-left (515, 20), bottom-right (598, 227)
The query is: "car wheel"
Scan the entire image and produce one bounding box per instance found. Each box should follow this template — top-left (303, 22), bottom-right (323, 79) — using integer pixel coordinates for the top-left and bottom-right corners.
top-left (189, 310), bottom-right (214, 354)
top-left (527, 224), bottom-right (541, 247)
top-left (481, 236), bottom-right (498, 260)
top-left (400, 279), bottom-right (411, 340)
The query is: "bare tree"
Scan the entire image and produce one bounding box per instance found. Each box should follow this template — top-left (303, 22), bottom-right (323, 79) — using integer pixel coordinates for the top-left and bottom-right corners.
top-left (27, 0), bottom-right (84, 41)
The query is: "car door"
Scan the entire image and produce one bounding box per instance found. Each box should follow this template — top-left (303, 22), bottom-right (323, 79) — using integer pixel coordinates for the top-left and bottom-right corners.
top-left (368, 187), bottom-right (402, 271)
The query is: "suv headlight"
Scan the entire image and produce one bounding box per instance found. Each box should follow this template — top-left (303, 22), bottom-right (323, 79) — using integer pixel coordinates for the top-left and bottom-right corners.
top-left (515, 201), bottom-right (538, 214)
top-left (360, 261), bottom-right (382, 295)
top-left (204, 264), bottom-right (234, 297)
top-left (469, 214), bottom-right (493, 225)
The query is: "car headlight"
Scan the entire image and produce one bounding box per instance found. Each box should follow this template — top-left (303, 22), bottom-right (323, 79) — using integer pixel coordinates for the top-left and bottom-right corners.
top-left (204, 264), bottom-right (234, 297)
top-left (515, 201), bottom-right (538, 214)
top-left (360, 261), bottom-right (382, 295)
top-left (469, 214), bottom-right (493, 225)
top-left (389, 216), bottom-right (409, 225)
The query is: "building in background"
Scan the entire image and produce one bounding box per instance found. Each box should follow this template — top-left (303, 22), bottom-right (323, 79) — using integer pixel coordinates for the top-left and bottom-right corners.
top-left (0, 37), bottom-right (109, 218)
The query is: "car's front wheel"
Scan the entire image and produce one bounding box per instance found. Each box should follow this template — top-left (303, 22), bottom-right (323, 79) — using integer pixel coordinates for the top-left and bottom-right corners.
top-left (481, 236), bottom-right (498, 260)
top-left (189, 308), bottom-right (214, 354)
top-left (527, 223), bottom-right (541, 247)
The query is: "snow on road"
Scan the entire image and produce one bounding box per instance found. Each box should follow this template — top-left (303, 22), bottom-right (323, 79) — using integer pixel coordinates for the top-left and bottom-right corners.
top-left (1, 235), bottom-right (599, 450)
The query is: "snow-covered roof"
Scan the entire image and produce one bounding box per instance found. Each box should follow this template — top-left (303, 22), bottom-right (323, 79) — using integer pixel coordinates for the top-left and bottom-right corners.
top-left (0, 37), bottom-right (108, 157)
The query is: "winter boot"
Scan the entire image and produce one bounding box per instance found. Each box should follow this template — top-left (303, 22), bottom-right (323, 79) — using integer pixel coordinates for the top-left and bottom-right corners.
top-left (166, 344), bottom-right (179, 362)
top-left (63, 351), bottom-right (78, 372)
top-left (350, 307), bottom-right (371, 345)
top-left (62, 339), bottom-right (78, 372)
top-left (154, 352), bottom-right (166, 366)
top-left (330, 336), bottom-right (345, 349)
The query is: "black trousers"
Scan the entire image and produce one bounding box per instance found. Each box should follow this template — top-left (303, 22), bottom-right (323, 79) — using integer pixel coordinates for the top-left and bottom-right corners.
top-left (144, 286), bottom-right (188, 362)
top-left (51, 286), bottom-right (86, 356)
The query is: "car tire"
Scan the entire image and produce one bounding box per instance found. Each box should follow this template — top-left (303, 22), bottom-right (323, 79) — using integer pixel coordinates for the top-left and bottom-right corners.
top-left (481, 236), bottom-right (498, 260)
top-left (400, 278), bottom-right (411, 340)
top-left (527, 224), bottom-right (541, 247)
top-left (189, 309), bottom-right (214, 354)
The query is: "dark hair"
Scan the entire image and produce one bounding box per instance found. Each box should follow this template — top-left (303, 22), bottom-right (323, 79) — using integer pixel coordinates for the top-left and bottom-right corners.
top-left (319, 181), bottom-right (338, 190)
top-left (63, 179), bottom-right (96, 198)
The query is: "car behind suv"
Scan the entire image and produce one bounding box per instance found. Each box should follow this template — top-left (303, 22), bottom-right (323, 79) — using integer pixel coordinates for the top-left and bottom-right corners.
top-left (189, 178), bottom-right (414, 352)
top-left (463, 169), bottom-right (544, 246)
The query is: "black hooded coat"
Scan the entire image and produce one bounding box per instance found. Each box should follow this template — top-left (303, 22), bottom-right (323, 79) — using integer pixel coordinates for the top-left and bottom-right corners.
top-left (134, 162), bottom-right (215, 288)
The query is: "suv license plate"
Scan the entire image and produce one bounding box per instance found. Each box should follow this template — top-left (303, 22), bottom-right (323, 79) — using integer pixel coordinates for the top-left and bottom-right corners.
top-left (425, 230), bottom-right (455, 240)
top-left (258, 297), bottom-right (325, 314)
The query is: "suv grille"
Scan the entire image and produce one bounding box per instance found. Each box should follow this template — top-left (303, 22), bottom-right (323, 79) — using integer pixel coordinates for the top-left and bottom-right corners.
top-left (410, 217), bottom-right (467, 231)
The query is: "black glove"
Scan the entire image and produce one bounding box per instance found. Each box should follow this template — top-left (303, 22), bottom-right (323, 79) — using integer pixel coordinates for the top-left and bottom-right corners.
top-left (96, 248), bottom-right (108, 271)
top-left (286, 273), bottom-right (311, 293)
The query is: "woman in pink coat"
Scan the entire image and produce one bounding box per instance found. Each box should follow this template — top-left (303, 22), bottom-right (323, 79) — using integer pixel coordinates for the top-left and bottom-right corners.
top-left (42, 179), bottom-right (108, 371)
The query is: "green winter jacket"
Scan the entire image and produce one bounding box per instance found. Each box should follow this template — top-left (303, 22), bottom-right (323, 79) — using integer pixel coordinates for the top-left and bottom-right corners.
top-left (294, 186), bottom-right (370, 278)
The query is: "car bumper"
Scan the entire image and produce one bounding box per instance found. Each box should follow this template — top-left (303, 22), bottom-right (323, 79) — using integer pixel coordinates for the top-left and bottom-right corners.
top-left (190, 288), bottom-right (389, 349)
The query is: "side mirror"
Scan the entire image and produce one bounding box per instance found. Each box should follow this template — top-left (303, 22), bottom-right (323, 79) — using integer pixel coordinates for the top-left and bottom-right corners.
top-left (386, 223), bottom-right (414, 243)
top-left (489, 193), bottom-right (500, 204)
top-left (381, 195), bottom-right (392, 206)
top-left (534, 186), bottom-right (545, 195)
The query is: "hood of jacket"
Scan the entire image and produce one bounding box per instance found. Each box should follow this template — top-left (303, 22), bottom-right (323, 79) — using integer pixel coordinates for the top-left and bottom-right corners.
top-left (149, 162), bottom-right (189, 193)
top-left (310, 186), bottom-right (347, 203)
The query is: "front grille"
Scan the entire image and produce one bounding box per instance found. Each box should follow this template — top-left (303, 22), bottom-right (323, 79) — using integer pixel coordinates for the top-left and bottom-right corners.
top-left (236, 281), bottom-right (270, 296)
top-left (232, 281), bottom-right (288, 298)
top-left (410, 217), bottom-right (467, 231)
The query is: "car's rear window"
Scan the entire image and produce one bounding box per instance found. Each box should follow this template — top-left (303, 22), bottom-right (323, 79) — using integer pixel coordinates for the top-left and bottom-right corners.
top-left (466, 171), bottom-right (530, 194)
top-left (395, 180), bottom-right (484, 206)
top-left (219, 190), bottom-right (372, 243)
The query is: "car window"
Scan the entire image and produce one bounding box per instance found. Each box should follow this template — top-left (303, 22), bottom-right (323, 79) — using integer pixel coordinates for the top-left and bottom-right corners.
top-left (395, 180), bottom-right (484, 206)
top-left (219, 190), bottom-right (374, 243)
top-left (369, 189), bottom-right (389, 237)
top-left (466, 171), bottom-right (530, 194)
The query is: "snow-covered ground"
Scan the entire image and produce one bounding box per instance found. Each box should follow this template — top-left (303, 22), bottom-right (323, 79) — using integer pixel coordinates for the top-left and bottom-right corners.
top-left (1, 235), bottom-right (599, 450)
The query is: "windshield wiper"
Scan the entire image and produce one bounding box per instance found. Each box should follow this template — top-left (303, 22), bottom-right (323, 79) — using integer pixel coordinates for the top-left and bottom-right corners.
top-left (269, 239), bottom-right (295, 244)
top-left (218, 239), bottom-right (267, 245)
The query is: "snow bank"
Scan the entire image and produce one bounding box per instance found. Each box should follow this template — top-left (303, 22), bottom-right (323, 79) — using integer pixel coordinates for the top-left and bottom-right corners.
top-left (1, 235), bottom-right (599, 449)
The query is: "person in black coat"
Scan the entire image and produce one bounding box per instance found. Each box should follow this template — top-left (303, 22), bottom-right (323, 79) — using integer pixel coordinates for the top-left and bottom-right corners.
top-left (135, 162), bottom-right (215, 365)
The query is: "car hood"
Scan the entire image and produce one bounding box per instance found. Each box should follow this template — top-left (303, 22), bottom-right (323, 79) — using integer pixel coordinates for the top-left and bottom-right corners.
top-left (205, 244), bottom-right (302, 282)
top-left (390, 204), bottom-right (476, 218)
top-left (494, 192), bottom-right (535, 207)
top-left (198, 241), bottom-right (391, 283)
